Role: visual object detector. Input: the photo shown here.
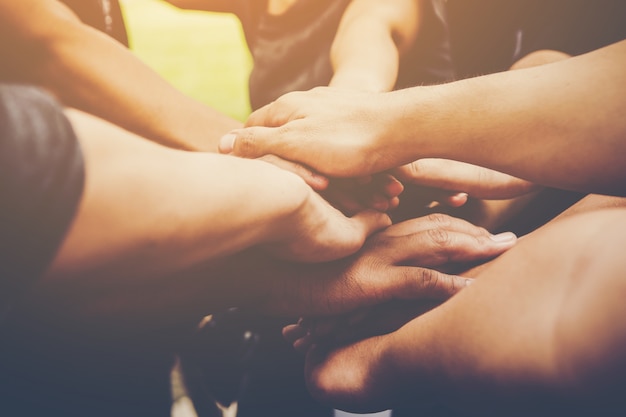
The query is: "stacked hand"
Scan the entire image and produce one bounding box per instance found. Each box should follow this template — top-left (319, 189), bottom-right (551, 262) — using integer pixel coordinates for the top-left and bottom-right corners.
top-left (254, 213), bottom-right (515, 316)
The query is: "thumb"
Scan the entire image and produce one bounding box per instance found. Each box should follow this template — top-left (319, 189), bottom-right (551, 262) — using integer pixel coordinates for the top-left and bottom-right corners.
top-left (348, 210), bottom-right (392, 243)
top-left (219, 126), bottom-right (279, 159)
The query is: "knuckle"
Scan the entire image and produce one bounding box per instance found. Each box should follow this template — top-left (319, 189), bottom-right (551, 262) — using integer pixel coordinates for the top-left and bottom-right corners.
top-left (425, 213), bottom-right (452, 228)
top-left (404, 161), bottom-right (421, 179)
top-left (427, 227), bottom-right (452, 248)
top-left (419, 268), bottom-right (441, 292)
top-left (236, 131), bottom-right (257, 156)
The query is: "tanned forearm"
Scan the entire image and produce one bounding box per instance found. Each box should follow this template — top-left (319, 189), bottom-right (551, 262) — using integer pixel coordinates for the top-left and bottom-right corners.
top-left (382, 205), bottom-right (626, 415)
top-left (46, 110), bottom-right (308, 282)
top-left (384, 40), bottom-right (626, 195)
top-left (0, 0), bottom-right (240, 151)
top-left (330, 0), bottom-right (420, 91)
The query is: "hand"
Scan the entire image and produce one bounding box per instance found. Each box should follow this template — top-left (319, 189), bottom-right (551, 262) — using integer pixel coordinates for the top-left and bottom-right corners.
top-left (219, 87), bottom-right (397, 177)
top-left (258, 155), bottom-right (404, 214)
top-left (264, 183), bottom-right (391, 263)
top-left (258, 154), bottom-right (329, 191)
top-left (255, 213), bottom-right (516, 315)
top-left (394, 159), bottom-right (540, 200)
top-left (322, 174), bottom-right (404, 215)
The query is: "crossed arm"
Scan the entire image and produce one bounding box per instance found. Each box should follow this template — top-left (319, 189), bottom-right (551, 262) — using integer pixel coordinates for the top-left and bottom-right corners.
top-left (0, 0), bottom-right (240, 151)
top-left (12, 109), bottom-right (516, 331)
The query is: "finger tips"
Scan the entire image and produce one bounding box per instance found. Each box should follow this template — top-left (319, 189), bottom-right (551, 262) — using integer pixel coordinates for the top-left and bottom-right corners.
top-left (446, 192), bottom-right (469, 207)
top-left (283, 323), bottom-right (307, 344)
top-left (218, 132), bottom-right (236, 154)
top-left (383, 176), bottom-right (404, 198)
top-left (489, 231), bottom-right (517, 246)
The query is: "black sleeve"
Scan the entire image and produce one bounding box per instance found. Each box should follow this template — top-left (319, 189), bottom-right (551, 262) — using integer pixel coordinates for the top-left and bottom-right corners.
top-left (0, 84), bottom-right (84, 319)
top-left (519, 0), bottom-right (626, 58)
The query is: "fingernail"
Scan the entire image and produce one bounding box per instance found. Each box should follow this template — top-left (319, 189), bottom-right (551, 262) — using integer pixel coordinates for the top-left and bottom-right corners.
top-left (465, 279), bottom-right (474, 286)
top-left (219, 133), bottom-right (236, 153)
top-left (490, 232), bottom-right (517, 243)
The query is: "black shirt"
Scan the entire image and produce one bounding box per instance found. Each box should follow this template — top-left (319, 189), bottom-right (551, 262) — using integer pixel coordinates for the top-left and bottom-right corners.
top-left (447, 0), bottom-right (626, 78)
top-left (224, 0), bottom-right (454, 109)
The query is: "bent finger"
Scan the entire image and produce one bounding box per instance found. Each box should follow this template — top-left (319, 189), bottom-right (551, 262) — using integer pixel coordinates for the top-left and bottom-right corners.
top-left (396, 228), bottom-right (517, 267)
top-left (389, 267), bottom-right (473, 301)
top-left (380, 213), bottom-right (491, 239)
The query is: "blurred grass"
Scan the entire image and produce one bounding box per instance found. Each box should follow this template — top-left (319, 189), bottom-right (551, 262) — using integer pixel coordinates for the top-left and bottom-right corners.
top-left (120, 0), bottom-right (252, 121)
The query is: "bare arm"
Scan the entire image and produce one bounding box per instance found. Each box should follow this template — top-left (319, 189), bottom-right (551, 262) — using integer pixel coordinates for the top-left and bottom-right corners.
top-left (46, 109), bottom-right (389, 282)
top-left (302, 203), bottom-right (626, 415)
top-left (0, 0), bottom-right (240, 151)
top-left (225, 40), bottom-right (626, 195)
top-left (329, 0), bottom-right (421, 92)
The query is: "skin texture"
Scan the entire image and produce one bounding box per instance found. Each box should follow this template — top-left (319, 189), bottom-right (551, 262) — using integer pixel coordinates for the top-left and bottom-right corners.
top-left (36, 196), bottom-right (516, 328)
top-left (46, 109), bottom-right (391, 283)
top-left (164, 0), bottom-right (450, 213)
top-left (220, 40), bottom-right (626, 197)
top-left (283, 196), bottom-right (626, 416)
top-left (329, 0), bottom-right (422, 92)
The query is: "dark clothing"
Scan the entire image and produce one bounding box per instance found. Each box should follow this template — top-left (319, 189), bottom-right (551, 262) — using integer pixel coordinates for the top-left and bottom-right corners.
top-left (517, 0), bottom-right (626, 59)
top-left (222, 0), bottom-right (454, 109)
top-left (0, 85), bottom-right (84, 324)
top-left (177, 3), bottom-right (452, 415)
top-left (0, 85), bottom-right (86, 415)
top-left (246, 0), bottom-right (352, 110)
top-left (447, 0), bottom-right (626, 78)
top-left (0, 6), bottom-right (177, 417)
top-left (0, 85), bottom-right (181, 417)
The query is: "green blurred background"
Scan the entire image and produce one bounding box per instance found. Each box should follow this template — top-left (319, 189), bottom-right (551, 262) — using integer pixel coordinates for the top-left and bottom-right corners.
top-left (120, 0), bottom-right (253, 121)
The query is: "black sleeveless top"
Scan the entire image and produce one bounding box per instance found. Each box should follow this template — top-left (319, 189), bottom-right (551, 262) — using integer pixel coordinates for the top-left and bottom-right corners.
top-left (227, 0), bottom-right (454, 109)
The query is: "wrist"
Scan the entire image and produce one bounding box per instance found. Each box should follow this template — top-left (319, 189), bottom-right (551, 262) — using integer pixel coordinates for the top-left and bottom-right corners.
top-left (258, 164), bottom-right (312, 244)
top-left (382, 88), bottom-right (443, 165)
top-left (380, 321), bottom-right (443, 406)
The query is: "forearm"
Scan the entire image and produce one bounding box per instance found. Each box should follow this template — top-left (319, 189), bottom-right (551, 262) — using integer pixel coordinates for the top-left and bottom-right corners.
top-left (46, 110), bottom-right (307, 282)
top-left (330, 0), bottom-right (420, 92)
top-left (384, 40), bottom-right (626, 195)
top-left (1, 0), bottom-right (240, 151)
top-left (383, 208), bottom-right (626, 414)
top-left (330, 18), bottom-right (400, 92)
